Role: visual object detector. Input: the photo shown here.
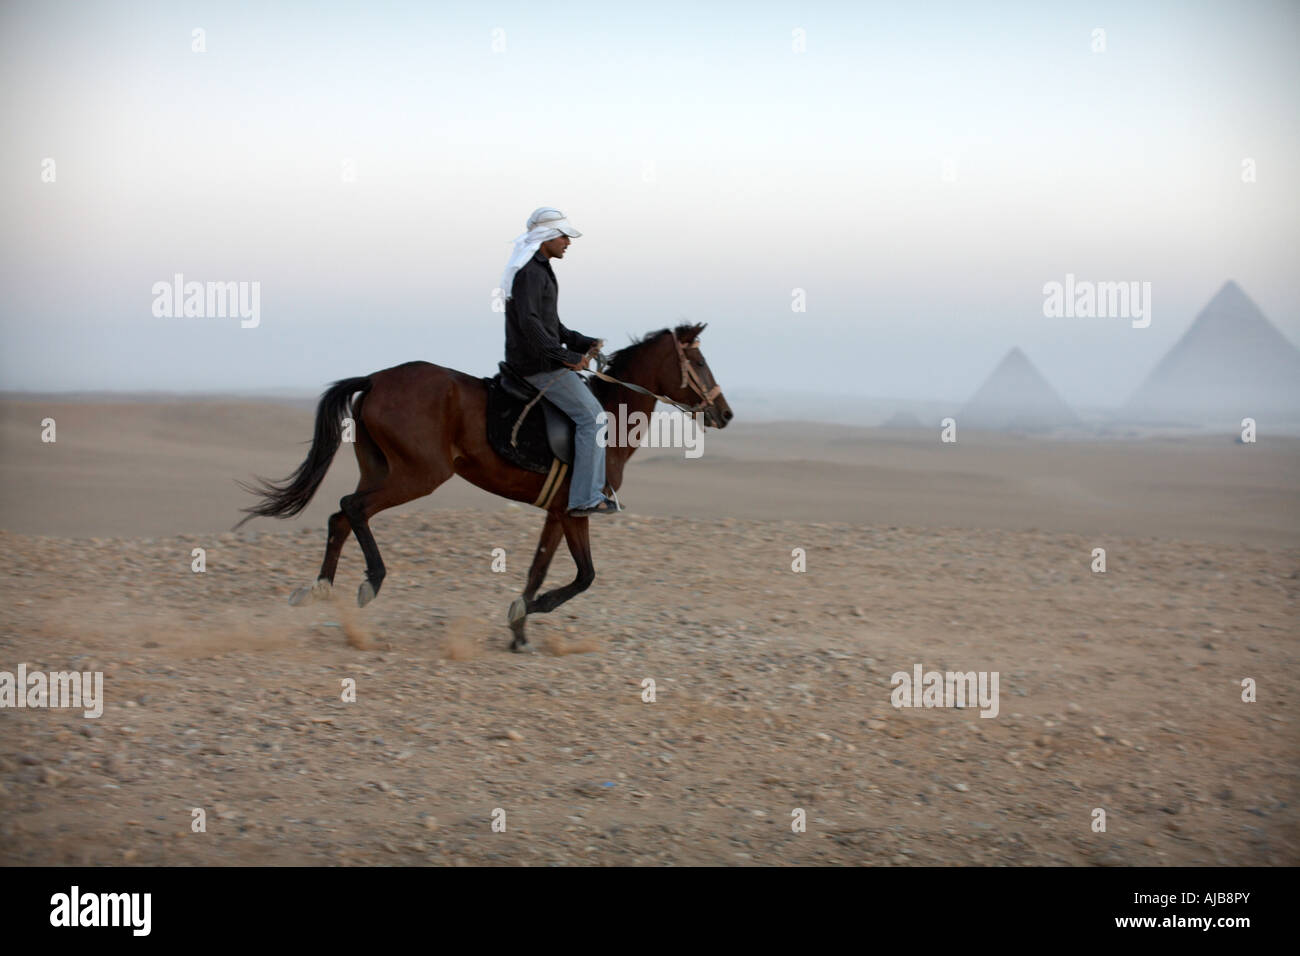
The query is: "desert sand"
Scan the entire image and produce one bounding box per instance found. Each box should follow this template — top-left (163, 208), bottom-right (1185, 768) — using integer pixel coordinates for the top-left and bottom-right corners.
top-left (0, 397), bottom-right (1296, 865)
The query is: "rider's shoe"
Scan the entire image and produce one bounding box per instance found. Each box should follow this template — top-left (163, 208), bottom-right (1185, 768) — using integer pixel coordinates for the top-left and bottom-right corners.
top-left (567, 496), bottom-right (623, 518)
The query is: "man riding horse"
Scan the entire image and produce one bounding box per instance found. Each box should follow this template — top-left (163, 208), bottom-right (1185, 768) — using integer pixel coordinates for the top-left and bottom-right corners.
top-left (501, 207), bottom-right (621, 517)
top-left (239, 206), bottom-right (732, 649)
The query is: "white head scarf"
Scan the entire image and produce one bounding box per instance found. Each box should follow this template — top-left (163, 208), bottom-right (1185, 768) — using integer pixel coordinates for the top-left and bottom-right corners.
top-left (500, 207), bottom-right (582, 299)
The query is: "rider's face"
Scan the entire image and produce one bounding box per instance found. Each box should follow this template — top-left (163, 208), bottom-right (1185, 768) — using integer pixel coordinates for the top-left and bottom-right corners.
top-left (540, 235), bottom-right (571, 259)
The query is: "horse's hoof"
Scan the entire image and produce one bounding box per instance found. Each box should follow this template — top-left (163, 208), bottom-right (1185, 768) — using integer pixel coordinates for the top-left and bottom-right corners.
top-left (357, 581), bottom-right (376, 607)
top-left (289, 578), bottom-right (331, 606)
top-left (510, 638), bottom-right (533, 653)
top-left (507, 597), bottom-right (528, 625)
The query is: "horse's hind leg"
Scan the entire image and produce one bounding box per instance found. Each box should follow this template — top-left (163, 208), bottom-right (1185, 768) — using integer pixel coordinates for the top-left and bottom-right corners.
top-left (508, 512), bottom-right (565, 651)
top-left (344, 458), bottom-right (453, 607)
top-left (289, 418), bottom-right (389, 606)
top-left (342, 486), bottom-right (403, 607)
top-left (289, 510), bottom-right (350, 606)
top-left (318, 510), bottom-right (351, 585)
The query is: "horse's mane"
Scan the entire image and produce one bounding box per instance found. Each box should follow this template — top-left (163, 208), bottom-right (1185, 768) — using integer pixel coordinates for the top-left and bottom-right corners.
top-left (605, 322), bottom-right (704, 376)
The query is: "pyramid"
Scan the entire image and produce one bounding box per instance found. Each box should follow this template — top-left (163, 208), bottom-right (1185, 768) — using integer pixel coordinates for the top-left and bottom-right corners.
top-left (961, 347), bottom-right (1080, 431)
top-left (880, 409), bottom-right (925, 429)
top-left (1124, 281), bottom-right (1300, 423)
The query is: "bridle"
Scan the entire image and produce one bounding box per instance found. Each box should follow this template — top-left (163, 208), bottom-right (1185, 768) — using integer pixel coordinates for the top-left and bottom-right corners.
top-left (671, 335), bottom-right (724, 410)
top-left (588, 335), bottom-right (722, 418)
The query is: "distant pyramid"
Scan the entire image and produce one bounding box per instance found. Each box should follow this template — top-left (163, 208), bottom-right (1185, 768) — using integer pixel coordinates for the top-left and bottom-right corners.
top-left (961, 347), bottom-right (1080, 431)
top-left (879, 409), bottom-right (924, 429)
top-left (1124, 281), bottom-right (1300, 423)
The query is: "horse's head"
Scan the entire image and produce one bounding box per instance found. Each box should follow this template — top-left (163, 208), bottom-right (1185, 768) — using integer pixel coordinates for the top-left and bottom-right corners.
top-left (651, 323), bottom-right (733, 429)
top-left (601, 322), bottom-right (732, 428)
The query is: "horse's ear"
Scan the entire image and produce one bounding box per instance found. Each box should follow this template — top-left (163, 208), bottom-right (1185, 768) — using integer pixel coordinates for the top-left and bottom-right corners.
top-left (676, 322), bottom-right (707, 344)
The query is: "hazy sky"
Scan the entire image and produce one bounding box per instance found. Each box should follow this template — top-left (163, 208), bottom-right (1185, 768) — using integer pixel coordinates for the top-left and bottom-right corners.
top-left (2, 0), bottom-right (1298, 406)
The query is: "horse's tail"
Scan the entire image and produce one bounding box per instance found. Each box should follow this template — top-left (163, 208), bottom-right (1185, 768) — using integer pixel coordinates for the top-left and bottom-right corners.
top-left (234, 376), bottom-right (373, 528)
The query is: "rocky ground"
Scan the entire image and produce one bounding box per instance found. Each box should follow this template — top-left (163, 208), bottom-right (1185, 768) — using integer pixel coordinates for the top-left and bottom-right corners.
top-left (0, 508), bottom-right (1296, 865)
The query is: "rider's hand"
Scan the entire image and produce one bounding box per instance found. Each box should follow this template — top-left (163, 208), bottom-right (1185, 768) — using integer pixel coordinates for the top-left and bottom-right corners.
top-left (566, 355), bottom-right (591, 371)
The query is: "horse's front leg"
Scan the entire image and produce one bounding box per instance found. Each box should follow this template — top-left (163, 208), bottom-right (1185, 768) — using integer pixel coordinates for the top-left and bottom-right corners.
top-left (509, 511), bottom-right (564, 650)
top-left (509, 513), bottom-right (595, 651)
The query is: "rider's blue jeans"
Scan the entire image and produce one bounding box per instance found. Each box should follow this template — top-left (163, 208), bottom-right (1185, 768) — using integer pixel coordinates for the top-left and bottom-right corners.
top-left (524, 367), bottom-right (607, 511)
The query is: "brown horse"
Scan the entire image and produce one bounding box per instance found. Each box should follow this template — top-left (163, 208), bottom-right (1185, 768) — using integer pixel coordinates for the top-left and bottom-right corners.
top-left (238, 322), bottom-right (732, 650)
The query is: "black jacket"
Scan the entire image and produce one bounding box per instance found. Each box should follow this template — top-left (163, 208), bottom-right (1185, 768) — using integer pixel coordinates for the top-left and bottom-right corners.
top-left (504, 251), bottom-right (596, 376)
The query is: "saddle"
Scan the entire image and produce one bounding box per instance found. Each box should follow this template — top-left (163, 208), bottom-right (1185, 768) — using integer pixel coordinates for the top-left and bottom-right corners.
top-left (484, 362), bottom-right (584, 475)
